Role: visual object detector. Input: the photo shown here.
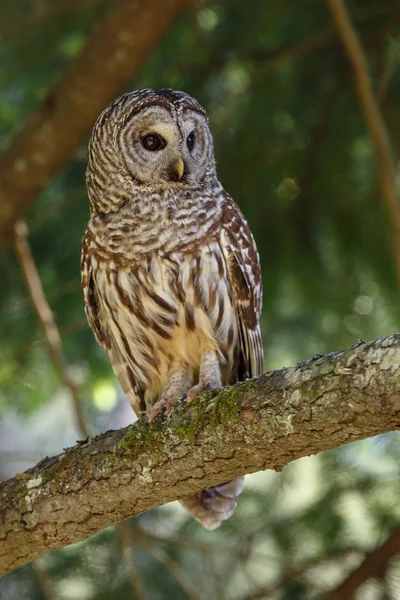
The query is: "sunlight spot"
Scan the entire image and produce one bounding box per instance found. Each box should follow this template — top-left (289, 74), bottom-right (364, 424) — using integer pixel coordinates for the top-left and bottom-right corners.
top-left (197, 8), bottom-right (219, 32)
top-left (275, 178), bottom-right (300, 202)
top-left (354, 295), bottom-right (373, 315)
top-left (92, 380), bottom-right (117, 412)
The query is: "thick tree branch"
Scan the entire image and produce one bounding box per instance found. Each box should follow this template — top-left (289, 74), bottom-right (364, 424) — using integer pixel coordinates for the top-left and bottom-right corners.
top-left (0, 334), bottom-right (399, 576)
top-left (0, 0), bottom-right (198, 242)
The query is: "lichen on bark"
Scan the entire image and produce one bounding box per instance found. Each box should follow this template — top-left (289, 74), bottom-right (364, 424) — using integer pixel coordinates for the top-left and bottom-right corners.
top-left (0, 333), bottom-right (399, 576)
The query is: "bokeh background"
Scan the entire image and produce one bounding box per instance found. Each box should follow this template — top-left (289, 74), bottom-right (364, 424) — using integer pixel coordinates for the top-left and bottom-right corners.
top-left (1, 0), bottom-right (400, 598)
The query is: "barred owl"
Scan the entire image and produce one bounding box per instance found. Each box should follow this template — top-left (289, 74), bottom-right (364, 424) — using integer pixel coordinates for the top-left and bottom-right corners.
top-left (81, 89), bottom-right (263, 530)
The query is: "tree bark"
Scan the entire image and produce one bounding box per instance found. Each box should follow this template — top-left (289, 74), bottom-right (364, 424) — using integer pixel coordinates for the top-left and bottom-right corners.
top-left (0, 333), bottom-right (399, 576)
top-left (0, 0), bottom-right (198, 242)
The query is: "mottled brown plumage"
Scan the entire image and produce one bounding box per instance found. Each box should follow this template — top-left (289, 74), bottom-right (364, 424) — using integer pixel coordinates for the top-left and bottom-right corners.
top-left (81, 89), bottom-right (263, 529)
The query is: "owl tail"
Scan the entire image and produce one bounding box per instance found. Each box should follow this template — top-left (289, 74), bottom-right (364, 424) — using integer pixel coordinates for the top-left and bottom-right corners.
top-left (179, 476), bottom-right (244, 530)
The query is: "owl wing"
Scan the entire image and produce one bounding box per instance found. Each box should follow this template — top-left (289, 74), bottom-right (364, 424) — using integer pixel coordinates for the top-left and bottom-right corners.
top-left (81, 230), bottom-right (145, 415)
top-left (81, 232), bottom-right (109, 349)
top-left (219, 195), bottom-right (264, 379)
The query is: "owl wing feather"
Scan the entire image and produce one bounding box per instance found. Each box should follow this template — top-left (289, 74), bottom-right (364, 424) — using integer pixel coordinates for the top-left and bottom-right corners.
top-left (81, 230), bottom-right (145, 415)
top-left (219, 196), bottom-right (264, 379)
top-left (81, 233), bottom-right (109, 349)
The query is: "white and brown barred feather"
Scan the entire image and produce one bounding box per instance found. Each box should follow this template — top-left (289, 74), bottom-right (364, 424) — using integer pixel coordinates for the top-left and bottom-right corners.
top-left (220, 193), bottom-right (263, 380)
top-left (81, 89), bottom-right (263, 530)
top-left (81, 196), bottom-right (262, 409)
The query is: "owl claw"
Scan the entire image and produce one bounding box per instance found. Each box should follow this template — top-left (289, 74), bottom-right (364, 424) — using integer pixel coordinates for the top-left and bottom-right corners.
top-left (148, 406), bottom-right (165, 422)
top-left (185, 380), bottom-right (220, 402)
top-left (148, 380), bottom-right (221, 421)
top-left (147, 399), bottom-right (177, 422)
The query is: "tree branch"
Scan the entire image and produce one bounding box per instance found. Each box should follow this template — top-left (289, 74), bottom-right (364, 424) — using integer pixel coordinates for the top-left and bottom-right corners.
top-left (326, 526), bottom-right (400, 599)
top-left (328, 0), bottom-right (400, 289)
top-left (0, 334), bottom-right (399, 576)
top-left (137, 531), bottom-right (202, 600)
top-left (14, 220), bottom-right (89, 438)
top-left (117, 523), bottom-right (147, 600)
top-left (0, 0), bottom-right (198, 242)
top-left (31, 559), bottom-right (56, 600)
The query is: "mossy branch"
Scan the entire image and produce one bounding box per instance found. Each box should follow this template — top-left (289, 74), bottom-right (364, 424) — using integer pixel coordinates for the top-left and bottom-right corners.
top-left (1, 333), bottom-right (399, 576)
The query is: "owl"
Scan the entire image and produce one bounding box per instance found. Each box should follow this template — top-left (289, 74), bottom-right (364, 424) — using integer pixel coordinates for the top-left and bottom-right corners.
top-left (81, 89), bottom-right (263, 530)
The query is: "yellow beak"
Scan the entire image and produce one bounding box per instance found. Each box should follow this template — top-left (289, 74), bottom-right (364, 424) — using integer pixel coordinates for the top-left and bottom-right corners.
top-left (172, 156), bottom-right (184, 180)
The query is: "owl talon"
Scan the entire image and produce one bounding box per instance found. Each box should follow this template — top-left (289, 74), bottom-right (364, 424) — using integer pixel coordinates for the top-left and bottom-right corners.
top-left (185, 384), bottom-right (203, 402)
top-left (147, 404), bottom-right (165, 423)
top-left (147, 399), bottom-right (178, 422)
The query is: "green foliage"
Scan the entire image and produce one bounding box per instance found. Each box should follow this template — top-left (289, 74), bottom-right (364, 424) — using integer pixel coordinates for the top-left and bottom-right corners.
top-left (0, 0), bottom-right (400, 598)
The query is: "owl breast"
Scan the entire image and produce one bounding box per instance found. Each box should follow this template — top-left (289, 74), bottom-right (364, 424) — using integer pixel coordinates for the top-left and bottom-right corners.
top-left (92, 241), bottom-right (239, 412)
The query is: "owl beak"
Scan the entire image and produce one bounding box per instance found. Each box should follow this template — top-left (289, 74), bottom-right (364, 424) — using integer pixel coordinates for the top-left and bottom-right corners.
top-left (171, 156), bottom-right (184, 180)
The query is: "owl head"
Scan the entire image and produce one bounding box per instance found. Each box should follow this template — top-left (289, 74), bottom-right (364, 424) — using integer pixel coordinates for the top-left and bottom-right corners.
top-left (86, 89), bottom-right (217, 213)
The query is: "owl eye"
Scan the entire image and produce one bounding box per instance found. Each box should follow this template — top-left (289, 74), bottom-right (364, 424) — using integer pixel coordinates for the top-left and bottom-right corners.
top-left (186, 132), bottom-right (195, 151)
top-left (141, 134), bottom-right (165, 151)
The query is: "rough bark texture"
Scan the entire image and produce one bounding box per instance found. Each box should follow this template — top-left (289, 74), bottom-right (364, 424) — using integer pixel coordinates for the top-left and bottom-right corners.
top-left (0, 334), bottom-right (399, 576)
top-left (0, 0), bottom-right (197, 242)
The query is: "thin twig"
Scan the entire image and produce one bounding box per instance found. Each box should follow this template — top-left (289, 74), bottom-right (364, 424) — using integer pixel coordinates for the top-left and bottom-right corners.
top-left (251, 5), bottom-right (400, 87)
top-left (14, 220), bottom-right (89, 438)
top-left (31, 560), bottom-right (56, 600)
top-left (117, 523), bottom-right (147, 600)
top-left (325, 526), bottom-right (400, 600)
top-left (141, 540), bottom-right (203, 600)
top-left (377, 39), bottom-right (400, 104)
top-left (328, 0), bottom-right (400, 289)
top-left (136, 528), bottom-right (281, 564)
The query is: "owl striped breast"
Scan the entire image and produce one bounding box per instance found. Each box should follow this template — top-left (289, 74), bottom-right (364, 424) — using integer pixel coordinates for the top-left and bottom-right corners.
top-left (83, 235), bottom-right (239, 414)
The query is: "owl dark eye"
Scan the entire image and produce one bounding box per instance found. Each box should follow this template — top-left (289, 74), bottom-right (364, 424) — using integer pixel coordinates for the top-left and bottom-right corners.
top-left (186, 132), bottom-right (195, 151)
top-left (141, 134), bottom-right (165, 151)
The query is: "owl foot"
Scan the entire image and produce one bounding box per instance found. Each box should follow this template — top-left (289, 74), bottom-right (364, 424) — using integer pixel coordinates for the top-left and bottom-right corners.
top-left (148, 382), bottom-right (220, 421)
top-left (147, 398), bottom-right (179, 422)
top-left (185, 378), bottom-right (220, 402)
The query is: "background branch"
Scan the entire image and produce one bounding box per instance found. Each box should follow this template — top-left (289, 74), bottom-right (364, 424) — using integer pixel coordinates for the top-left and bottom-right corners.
top-left (117, 523), bottom-right (147, 600)
top-left (31, 559), bottom-right (56, 600)
top-left (326, 526), bottom-right (400, 599)
top-left (14, 220), bottom-right (89, 438)
top-left (328, 0), bottom-right (400, 289)
top-left (0, 333), bottom-right (399, 576)
top-left (137, 532), bottom-right (202, 600)
top-left (0, 0), bottom-right (198, 242)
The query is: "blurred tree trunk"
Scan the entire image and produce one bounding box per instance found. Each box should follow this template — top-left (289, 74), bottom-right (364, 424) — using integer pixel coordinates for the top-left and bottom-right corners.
top-left (0, 0), bottom-right (199, 243)
top-left (0, 333), bottom-right (399, 576)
